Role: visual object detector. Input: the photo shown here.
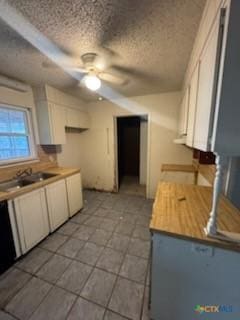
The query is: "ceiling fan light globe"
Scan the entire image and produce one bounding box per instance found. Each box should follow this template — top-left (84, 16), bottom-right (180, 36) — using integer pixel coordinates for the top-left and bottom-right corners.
top-left (84, 75), bottom-right (101, 91)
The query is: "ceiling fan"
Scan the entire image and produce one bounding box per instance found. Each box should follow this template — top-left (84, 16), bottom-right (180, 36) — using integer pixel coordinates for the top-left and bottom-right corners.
top-left (0, 1), bottom-right (131, 93)
top-left (43, 52), bottom-right (128, 91)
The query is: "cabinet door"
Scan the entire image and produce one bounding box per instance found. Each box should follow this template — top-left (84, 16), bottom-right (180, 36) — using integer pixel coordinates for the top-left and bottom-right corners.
top-left (14, 189), bottom-right (49, 254)
top-left (178, 88), bottom-right (189, 136)
top-left (49, 103), bottom-right (66, 144)
top-left (66, 173), bottom-right (83, 217)
top-left (186, 63), bottom-right (199, 147)
top-left (46, 180), bottom-right (69, 231)
top-left (193, 11), bottom-right (222, 151)
top-left (67, 108), bottom-right (90, 129)
top-left (78, 111), bottom-right (90, 129)
top-left (66, 108), bottom-right (79, 128)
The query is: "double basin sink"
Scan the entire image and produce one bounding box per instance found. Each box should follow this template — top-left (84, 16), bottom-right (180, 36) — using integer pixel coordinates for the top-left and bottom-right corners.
top-left (0, 172), bottom-right (58, 193)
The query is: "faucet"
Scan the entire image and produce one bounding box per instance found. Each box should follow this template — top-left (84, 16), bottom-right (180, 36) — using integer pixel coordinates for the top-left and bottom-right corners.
top-left (15, 167), bottom-right (33, 179)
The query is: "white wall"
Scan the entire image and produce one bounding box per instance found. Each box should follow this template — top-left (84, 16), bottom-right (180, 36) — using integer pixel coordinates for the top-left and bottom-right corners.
top-left (73, 91), bottom-right (193, 198)
top-left (57, 131), bottom-right (84, 169)
top-left (0, 86), bottom-right (35, 107)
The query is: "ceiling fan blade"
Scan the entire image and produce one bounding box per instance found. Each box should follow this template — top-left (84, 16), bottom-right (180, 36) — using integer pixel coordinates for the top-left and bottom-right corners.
top-left (42, 61), bottom-right (87, 74)
top-left (111, 65), bottom-right (160, 82)
top-left (42, 61), bottom-right (57, 69)
top-left (67, 67), bottom-right (88, 73)
top-left (78, 76), bottom-right (87, 88)
top-left (99, 72), bottom-right (127, 85)
top-left (111, 65), bottom-right (145, 77)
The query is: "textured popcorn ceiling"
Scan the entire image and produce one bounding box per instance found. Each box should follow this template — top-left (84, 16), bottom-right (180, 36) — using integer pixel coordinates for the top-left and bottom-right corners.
top-left (0, 0), bottom-right (205, 101)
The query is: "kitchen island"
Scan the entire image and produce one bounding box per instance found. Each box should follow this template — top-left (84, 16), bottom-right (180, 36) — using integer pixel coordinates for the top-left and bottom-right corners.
top-left (149, 182), bottom-right (240, 320)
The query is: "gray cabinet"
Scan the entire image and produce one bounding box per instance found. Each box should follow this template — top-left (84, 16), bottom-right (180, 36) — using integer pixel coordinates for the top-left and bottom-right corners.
top-left (150, 232), bottom-right (240, 320)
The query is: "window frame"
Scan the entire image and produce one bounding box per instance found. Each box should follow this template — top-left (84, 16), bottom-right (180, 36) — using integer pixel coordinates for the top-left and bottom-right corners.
top-left (0, 103), bottom-right (37, 165)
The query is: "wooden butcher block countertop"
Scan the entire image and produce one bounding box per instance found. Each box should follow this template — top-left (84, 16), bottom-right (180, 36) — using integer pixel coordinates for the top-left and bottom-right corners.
top-left (0, 167), bottom-right (80, 202)
top-left (150, 182), bottom-right (240, 252)
top-left (161, 164), bottom-right (197, 173)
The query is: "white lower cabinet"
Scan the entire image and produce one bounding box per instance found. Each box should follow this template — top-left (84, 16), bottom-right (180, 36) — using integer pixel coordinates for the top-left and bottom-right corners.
top-left (45, 179), bottom-right (69, 232)
top-left (66, 173), bottom-right (83, 217)
top-left (11, 173), bottom-right (83, 257)
top-left (13, 188), bottom-right (49, 254)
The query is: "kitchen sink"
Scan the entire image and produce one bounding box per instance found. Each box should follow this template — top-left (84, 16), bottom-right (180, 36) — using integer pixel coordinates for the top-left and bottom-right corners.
top-left (0, 178), bottom-right (35, 193)
top-left (0, 172), bottom-right (58, 193)
top-left (24, 172), bottom-right (58, 182)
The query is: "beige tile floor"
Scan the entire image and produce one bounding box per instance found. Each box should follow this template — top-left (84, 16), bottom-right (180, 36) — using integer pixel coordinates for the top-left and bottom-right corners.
top-left (0, 190), bottom-right (153, 320)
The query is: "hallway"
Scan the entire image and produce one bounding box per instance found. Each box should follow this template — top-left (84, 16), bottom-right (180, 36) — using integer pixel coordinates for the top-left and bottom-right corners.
top-left (119, 176), bottom-right (146, 197)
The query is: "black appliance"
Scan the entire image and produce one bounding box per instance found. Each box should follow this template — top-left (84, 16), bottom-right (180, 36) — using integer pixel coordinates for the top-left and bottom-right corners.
top-left (0, 201), bottom-right (16, 275)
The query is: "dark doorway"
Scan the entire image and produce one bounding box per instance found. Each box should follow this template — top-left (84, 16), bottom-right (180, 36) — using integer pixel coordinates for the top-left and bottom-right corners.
top-left (117, 116), bottom-right (140, 188)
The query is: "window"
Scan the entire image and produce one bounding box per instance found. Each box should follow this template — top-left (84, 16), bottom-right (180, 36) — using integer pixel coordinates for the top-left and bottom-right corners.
top-left (0, 105), bottom-right (36, 164)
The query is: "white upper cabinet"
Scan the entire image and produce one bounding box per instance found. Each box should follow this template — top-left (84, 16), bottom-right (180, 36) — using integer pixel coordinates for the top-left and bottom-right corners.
top-left (49, 103), bottom-right (66, 144)
top-left (211, 0), bottom-right (240, 155)
top-left (193, 11), bottom-right (221, 151)
top-left (66, 108), bottom-right (90, 129)
top-left (186, 63), bottom-right (199, 147)
top-left (178, 88), bottom-right (189, 136)
top-left (33, 85), bottom-right (90, 145)
top-left (34, 99), bottom-right (66, 145)
top-left (181, 0), bottom-right (240, 155)
top-left (48, 102), bottom-right (66, 145)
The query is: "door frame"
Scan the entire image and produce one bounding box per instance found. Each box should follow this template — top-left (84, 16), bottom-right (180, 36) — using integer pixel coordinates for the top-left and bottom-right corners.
top-left (113, 114), bottom-right (151, 197)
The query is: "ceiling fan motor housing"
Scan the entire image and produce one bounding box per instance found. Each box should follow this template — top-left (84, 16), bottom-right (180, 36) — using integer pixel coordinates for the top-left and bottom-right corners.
top-left (81, 53), bottom-right (97, 71)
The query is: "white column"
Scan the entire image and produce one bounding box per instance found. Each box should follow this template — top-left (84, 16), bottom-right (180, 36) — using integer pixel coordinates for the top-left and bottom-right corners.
top-left (205, 154), bottom-right (228, 236)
